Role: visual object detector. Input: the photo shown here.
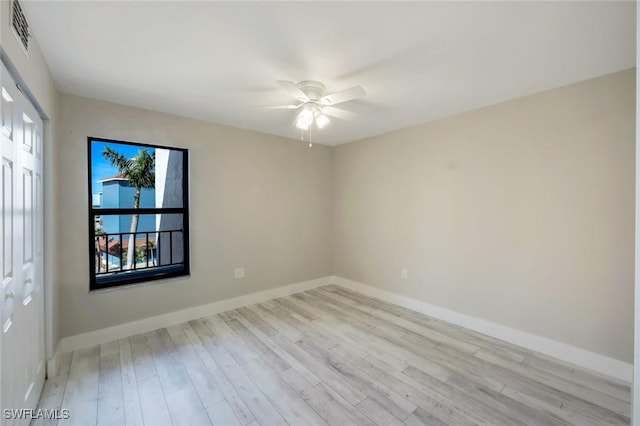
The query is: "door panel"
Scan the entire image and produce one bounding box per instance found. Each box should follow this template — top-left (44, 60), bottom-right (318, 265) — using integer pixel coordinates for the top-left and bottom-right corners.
top-left (2, 158), bottom-right (14, 286)
top-left (0, 64), bottom-right (45, 425)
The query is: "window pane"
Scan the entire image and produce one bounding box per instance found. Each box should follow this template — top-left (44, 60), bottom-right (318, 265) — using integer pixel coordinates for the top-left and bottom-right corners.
top-left (90, 141), bottom-right (184, 209)
top-left (92, 213), bottom-right (186, 282)
top-left (156, 213), bottom-right (185, 266)
top-left (154, 148), bottom-right (184, 208)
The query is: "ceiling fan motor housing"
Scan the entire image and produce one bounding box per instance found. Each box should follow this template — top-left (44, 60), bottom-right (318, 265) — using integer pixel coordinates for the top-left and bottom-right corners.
top-left (297, 80), bottom-right (326, 101)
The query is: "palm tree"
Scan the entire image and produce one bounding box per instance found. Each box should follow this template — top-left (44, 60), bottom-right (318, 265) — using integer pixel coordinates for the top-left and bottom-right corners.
top-left (94, 227), bottom-right (106, 272)
top-left (136, 241), bottom-right (156, 266)
top-left (102, 147), bottom-right (155, 270)
top-left (149, 240), bottom-right (156, 266)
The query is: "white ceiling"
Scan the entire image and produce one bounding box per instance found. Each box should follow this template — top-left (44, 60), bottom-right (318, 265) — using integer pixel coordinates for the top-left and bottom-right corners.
top-left (23, 1), bottom-right (635, 146)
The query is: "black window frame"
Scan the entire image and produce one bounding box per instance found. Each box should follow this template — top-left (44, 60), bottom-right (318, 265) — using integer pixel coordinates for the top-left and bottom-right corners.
top-left (87, 136), bottom-right (190, 290)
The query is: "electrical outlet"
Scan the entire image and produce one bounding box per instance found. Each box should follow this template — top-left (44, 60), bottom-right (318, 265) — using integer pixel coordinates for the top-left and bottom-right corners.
top-left (234, 268), bottom-right (245, 279)
top-left (401, 268), bottom-right (408, 279)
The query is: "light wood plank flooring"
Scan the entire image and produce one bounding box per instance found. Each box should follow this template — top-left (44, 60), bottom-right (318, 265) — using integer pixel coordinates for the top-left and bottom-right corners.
top-left (34, 285), bottom-right (631, 426)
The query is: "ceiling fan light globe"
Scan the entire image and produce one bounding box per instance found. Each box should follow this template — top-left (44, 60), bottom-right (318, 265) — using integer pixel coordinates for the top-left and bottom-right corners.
top-left (316, 114), bottom-right (330, 129)
top-left (298, 108), bottom-right (314, 125)
top-left (295, 119), bottom-right (309, 131)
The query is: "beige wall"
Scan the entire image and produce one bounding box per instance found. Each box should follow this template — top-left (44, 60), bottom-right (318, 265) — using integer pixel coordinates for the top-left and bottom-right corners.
top-left (1, 0), bottom-right (60, 360)
top-left (57, 94), bottom-right (333, 338)
top-left (334, 69), bottom-right (636, 362)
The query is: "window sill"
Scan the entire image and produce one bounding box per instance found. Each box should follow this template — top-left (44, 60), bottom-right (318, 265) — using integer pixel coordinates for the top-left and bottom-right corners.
top-left (90, 265), bottom-right (189, 292)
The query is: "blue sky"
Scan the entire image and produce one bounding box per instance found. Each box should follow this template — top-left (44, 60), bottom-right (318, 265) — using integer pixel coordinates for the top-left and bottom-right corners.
top-left (91, 141), bottom-right (155, 194)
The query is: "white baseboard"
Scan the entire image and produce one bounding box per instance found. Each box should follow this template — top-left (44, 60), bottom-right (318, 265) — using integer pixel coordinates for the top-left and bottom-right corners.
top-left (57, 276), bottom-right (331, 356)
top-left (330, 276), bottom-right (633, 384)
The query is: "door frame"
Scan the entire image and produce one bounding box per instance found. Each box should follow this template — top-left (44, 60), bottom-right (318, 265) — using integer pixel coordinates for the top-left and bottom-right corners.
top-left (634, 3), bottom-right (639, 425)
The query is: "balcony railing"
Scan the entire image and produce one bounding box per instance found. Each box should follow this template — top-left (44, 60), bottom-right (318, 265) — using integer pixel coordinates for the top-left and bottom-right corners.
top-left (94, 229), bottom-right (183, 275)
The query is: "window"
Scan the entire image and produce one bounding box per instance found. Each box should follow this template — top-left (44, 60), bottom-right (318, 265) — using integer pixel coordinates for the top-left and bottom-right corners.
top-left (88, 137), bottom-right (189, 290)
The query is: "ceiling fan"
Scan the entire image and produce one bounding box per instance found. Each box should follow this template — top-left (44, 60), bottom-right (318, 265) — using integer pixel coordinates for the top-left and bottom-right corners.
top-left (266, 80), bottom-right (366, 131)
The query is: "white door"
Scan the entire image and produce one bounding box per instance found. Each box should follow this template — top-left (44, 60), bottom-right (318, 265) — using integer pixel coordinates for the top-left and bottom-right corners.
top-left (0, 63), bottom-right (46, 425)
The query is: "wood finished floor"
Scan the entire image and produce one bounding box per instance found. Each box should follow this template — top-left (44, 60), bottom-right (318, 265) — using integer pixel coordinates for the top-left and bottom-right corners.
top-left (34, 285), bottom-right (631, 426)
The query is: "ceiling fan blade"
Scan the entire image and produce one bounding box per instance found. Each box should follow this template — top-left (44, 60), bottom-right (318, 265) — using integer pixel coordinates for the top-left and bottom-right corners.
top-left (276, 80), bottom-right (308, 101)
top-left (260, 104), bottom-right (302, 110)
top-left (319, 85), bottom-right (366, 105)
top-left (322, 106), bottom-right (357, 121)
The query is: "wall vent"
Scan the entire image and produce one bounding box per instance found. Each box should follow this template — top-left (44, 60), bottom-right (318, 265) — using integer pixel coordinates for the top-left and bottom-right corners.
top-left (11, 0), bottom-right (30, 53)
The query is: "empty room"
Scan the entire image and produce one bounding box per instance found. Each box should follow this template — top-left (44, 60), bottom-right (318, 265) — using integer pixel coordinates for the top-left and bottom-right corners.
top-left (0, 1), bottom-right (637, 425)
